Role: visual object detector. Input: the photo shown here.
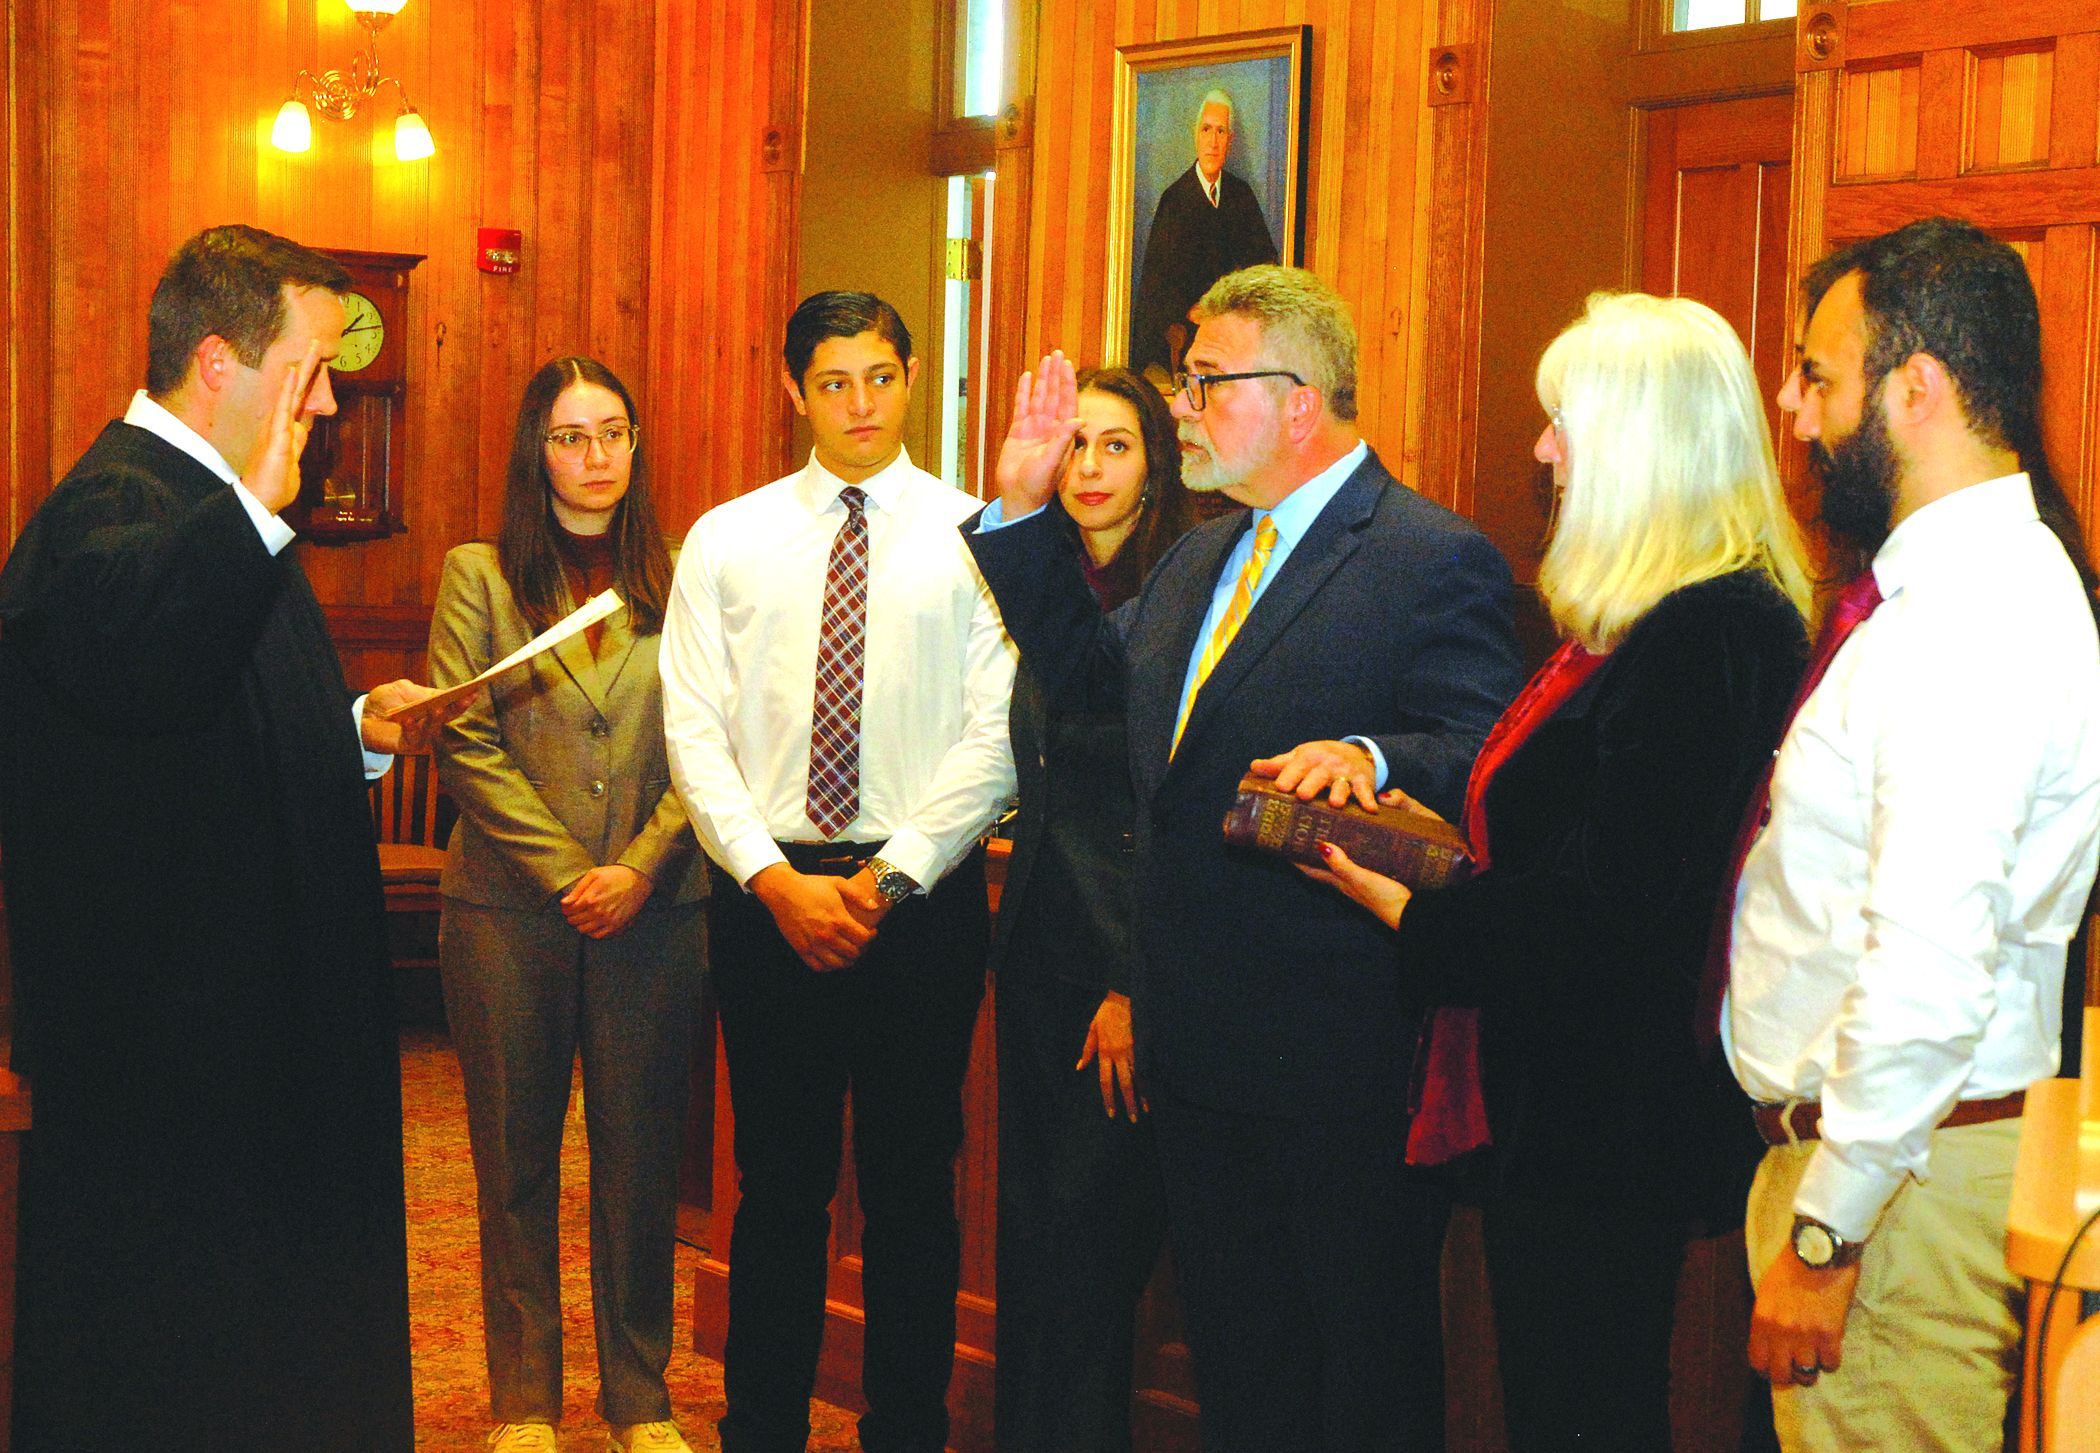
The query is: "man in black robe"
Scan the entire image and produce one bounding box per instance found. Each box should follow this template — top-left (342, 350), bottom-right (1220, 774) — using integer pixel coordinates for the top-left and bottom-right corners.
top-left (0, 224), bottom-right (459, 1451)
top-left (1128, 88), bottom-right (1280, 377)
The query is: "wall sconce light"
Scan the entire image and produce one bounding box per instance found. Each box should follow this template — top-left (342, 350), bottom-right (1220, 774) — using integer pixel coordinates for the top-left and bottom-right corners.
top-left (272, 0), bottom-right (434, 162)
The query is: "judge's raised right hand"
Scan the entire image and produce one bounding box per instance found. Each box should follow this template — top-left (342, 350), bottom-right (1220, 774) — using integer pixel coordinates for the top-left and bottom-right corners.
top-left (749, 863), bottom-right (879, 971)
top-left (992, 350), bottom-right (1082, 517)
top-left (245, 340), bottom-right (330, 515)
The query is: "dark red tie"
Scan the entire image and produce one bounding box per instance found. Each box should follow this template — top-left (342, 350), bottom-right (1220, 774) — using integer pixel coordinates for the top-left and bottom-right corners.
top-left (807, 486), bottom-right (868, 838)
top-left (1696, 569), bottom-right (1884, 1051)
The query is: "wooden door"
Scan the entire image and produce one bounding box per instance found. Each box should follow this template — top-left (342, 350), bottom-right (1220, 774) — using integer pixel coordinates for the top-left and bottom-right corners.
top-left (1643, 92), bottom-right (1801, 493)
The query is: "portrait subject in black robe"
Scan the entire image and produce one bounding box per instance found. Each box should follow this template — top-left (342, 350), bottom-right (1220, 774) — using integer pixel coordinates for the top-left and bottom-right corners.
top-left (1127, 89), bottom-right (1280, 376)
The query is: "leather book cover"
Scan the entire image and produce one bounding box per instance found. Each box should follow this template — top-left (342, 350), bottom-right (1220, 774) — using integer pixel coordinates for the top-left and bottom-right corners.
top-left (1221, 773), bottom-right (1475, 890)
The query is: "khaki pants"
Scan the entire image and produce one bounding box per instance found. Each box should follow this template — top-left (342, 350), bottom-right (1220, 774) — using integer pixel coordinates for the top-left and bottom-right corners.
top-left (1745, 1118), bottom-right (2025, 1453)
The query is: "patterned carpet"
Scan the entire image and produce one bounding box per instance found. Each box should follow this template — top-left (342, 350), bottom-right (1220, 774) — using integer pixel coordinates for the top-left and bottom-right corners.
top-left (402, 1028), bottom-right (860, 1452)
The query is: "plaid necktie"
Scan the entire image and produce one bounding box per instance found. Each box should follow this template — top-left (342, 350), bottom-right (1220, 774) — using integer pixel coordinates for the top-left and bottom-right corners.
top-left (1696, 568), bottom-right (1884, 1050)
top-left (1172, 514), bottom-right (1278, 756)
top-left (807, 486), bottom-right (868, 838)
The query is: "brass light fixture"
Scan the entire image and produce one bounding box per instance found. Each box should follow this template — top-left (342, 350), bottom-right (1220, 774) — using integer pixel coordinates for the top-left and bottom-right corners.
top-left (272, 0), bottom-right (434, 162)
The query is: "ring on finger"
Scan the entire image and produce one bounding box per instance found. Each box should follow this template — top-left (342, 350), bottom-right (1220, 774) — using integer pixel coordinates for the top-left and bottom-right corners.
top-left (1790, 1359), bottom-right (1820, 1382)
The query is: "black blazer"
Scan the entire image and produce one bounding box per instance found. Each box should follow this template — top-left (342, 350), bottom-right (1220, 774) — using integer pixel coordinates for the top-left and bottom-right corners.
top-left (969, 450), bottom-right (1524, 1115)
top-left (1394, 570), bottom-right (1808, 1219)
top-left (990, 661), bottom-right (1141, 995)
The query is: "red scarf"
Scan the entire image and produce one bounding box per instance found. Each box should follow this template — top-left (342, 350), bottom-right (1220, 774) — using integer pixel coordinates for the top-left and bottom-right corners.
top-left (1407, 640), bottom-right (1606, 1165)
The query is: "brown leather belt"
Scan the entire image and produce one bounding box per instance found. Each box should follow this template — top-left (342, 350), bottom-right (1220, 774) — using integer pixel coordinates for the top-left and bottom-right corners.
top-left (1753, 1090), bottom-right (2026, 1147)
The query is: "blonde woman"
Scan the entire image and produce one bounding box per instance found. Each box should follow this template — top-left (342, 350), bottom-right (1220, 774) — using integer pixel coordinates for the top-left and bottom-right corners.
top-left (1307, 293), bottom-right (1812, 1451)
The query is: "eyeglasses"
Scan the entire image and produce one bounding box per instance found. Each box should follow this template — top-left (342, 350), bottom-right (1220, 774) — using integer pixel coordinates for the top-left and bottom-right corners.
top-left (1171, 369), bottom-right (1306, 413)
top-left (544, 422), bottom-right (639, 461)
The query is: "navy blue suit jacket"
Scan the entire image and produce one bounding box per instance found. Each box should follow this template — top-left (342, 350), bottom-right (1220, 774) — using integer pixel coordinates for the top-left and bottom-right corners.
top-left (969, 450), bottom-right (1523, 1115)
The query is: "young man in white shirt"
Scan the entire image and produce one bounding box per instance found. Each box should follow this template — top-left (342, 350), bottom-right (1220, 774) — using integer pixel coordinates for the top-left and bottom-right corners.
top-left (660, 291), bottom-right (1015, 1453)
top-left (1725, 217), bottom-right (2100, 1451)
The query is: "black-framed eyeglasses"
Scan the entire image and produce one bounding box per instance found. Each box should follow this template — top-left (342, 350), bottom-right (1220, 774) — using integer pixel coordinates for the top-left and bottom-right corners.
top-left (544, 422), bottom-right (640, 461)
top-left (1171, 369), bottom-right (1306, 413)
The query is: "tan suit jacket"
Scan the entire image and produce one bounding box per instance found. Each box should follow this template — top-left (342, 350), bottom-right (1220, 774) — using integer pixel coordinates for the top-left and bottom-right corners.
top-left (429, 541), bottom-right (706, 910)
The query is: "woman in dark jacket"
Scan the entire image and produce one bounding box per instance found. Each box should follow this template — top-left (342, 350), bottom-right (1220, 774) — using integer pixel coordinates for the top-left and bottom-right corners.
top-left (1308, 293), bottom-right (1812, 1453)
top-left (993, 366), bottom-right (1199, 1453)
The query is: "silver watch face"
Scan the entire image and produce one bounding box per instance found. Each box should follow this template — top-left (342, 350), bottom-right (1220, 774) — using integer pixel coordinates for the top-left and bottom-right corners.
top-left (1794, 1221), bottom-right (1837, 1267)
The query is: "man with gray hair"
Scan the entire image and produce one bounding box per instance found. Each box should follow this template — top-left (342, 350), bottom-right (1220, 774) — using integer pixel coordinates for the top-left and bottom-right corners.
top-left (1128, 87), bottom-right (1280, 378)
top-left (971, 265), bottom-right (1523, 1450)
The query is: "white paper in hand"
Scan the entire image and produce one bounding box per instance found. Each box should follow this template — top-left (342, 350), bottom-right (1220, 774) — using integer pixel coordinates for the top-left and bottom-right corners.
top-left (382, 588), bottom-right (623, 722)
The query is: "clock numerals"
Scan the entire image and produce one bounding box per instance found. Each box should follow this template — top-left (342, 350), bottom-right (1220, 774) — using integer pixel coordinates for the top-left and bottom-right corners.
top-left (335, 291), bottom-right (386, 373)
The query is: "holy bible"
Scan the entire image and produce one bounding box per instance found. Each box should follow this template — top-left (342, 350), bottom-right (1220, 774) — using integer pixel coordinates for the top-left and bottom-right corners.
top-left (1222, 773), bottom-right (1476, 890)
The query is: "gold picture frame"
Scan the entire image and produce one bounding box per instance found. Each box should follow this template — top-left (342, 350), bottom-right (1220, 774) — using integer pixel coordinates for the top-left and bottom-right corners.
top-left (1105, 26), bottom-right (1311, 375)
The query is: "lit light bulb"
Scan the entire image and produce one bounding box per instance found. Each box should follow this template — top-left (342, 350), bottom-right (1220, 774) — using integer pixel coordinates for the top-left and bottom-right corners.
top-left (345, 0), bottom-right (409, 15)
top-left (272, 99), bottom-right (314, 153)
top-left (394, 106), bottom-right (435, 162)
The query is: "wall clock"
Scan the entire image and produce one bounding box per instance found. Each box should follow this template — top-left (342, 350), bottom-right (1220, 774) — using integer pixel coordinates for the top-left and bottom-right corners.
top-left (288, 248), bottom-right (424, 542)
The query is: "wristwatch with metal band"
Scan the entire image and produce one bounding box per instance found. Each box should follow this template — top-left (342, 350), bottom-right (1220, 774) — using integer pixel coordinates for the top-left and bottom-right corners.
top-left (1790, 1214), bottom-right (1865, 1269)
top-left (867, 856), bottom-right (919, 906)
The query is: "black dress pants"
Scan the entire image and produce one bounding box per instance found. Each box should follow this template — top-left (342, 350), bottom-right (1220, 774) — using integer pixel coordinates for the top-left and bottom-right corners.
top-left (1480, 1193), bottom-right (1690, 1453)
top-left (710, 845), bottom-right (989, 1453)
top-left (994, 964), bottom-right (1169, 1453)
top-left (1149, 1090), bottom-right (1450, 1453)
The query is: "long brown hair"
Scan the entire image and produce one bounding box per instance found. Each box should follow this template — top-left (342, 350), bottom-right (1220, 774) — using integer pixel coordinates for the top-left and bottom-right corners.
top-left (497, 357), bottom-right (675, 636)
top-left (1071, 366), bottom-right (1199, 608)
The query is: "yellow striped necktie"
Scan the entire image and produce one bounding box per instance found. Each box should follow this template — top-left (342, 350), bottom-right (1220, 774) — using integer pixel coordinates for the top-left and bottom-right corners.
top-left (1171, 514), bottom-right (1279, 756)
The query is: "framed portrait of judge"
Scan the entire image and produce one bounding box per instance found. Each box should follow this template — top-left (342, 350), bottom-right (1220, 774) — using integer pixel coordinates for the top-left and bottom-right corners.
top-left (1106, 27), bottom-right (1310, 384)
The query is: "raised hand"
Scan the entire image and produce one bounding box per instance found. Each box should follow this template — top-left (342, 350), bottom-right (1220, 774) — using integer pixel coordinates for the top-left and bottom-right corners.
top-left (244, 341), bottom-right (327, 514)
top-left (991, 349), bottom-right (1082, 515)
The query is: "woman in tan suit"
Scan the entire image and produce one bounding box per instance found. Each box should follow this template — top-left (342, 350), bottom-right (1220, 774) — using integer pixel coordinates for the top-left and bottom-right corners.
top-left (429, 357), bottom-right (708, 1453)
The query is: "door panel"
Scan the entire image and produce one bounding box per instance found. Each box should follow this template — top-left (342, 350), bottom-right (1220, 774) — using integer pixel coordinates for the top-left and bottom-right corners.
top-left (1642, 91), bottom-right (1798, 486)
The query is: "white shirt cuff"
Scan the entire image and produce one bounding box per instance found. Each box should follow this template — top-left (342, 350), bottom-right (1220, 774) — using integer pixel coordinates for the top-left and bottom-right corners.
top-left (875, 827), bottom-right (943, 893)
top-left (974, 497), bottom-right (1046, 532)
top-left (353, 696), bottom-right (393, 780)
top-left (1343, 735), bottom-right (1390, 791)
top-left (725, 831), bottom-right (790, 891)
top-left (1793, 1143), bottom-right (1905, 1243)
top-left (233, 481), bottom-right (297, 556)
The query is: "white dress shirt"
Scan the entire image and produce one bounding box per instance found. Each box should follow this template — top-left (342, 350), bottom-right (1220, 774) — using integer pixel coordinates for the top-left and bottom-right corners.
top-left (1726, 473), bottom-right (2100, 1239)
top-left (124, 390), bottom-right (390, 778)
top-left (661, 447), bottom-right (1017, 892)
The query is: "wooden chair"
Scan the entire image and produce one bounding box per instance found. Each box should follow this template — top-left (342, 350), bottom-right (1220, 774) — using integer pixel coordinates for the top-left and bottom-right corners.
top-left (369, 751), bottom-right (453, 970)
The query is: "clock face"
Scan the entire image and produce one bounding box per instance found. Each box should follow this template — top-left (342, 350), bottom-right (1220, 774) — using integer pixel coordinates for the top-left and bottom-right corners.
top-left (335, 291), bottom-right (386, 372)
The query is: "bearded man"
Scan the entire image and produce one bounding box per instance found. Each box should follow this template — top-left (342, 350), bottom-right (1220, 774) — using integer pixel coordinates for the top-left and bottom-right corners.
top-left (1722, 217), bottom-right (2100, 1451)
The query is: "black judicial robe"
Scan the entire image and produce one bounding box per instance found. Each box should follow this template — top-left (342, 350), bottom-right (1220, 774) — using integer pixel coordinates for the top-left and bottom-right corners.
top-left (0, 423), bottom-right (414, 1451)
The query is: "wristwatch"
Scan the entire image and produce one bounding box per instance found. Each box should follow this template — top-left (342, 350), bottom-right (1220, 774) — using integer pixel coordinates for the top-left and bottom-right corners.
top-left (866, 857), bottom-right (919, 906)
top-left (1790, 1214), bottom-right (1865, 1269)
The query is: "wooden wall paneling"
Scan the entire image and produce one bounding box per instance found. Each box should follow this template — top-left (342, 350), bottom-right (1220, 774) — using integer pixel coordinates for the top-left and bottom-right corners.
top-left (531, 0), bottom-right (582, 364)
top-left (1845, 0), bottom-right (2100, 62)
top-left (6, 0), bottom-right (804, 672)
top-left (1915, 47), bottom-right (1965, 181)
top-left (1416, 0), bottom-right (1490, 516)
top-left (2050, 31), bottom-right (2099, 172)
top-left (2036, 223), bottom-right (2096, 529)
top-left (6, 0), bottom-right (54, 541)
top-left (1794, 1), bottom-right (2100, 570)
